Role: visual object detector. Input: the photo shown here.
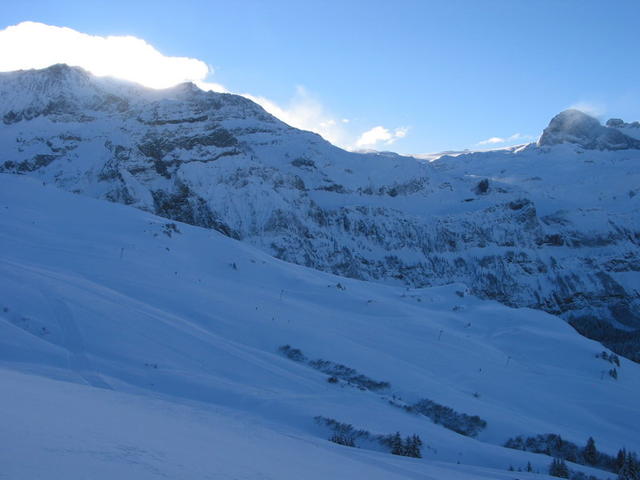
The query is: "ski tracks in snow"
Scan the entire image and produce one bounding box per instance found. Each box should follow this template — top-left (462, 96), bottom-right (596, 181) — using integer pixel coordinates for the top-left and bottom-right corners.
top-left (42, 291), bottom-right (112, 390)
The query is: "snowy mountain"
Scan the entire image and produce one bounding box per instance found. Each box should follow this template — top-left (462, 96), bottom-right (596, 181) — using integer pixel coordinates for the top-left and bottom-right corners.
top-left (1, 173), bottom-right (638, 479)
top-left (538, 109), bottom-right (640, 150)
top-left (1, 65), bottom-right (639, 363)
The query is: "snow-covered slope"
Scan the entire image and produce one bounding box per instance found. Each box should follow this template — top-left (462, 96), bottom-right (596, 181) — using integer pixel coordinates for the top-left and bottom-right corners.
top-left (1, 173), bottom-right (639, 479)
top-left (1, 65), bottom-right (639, 360)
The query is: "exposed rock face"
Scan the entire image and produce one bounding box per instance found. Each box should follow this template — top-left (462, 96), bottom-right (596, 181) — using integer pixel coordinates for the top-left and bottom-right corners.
top-left (1, 65), bottom-right (639, 358)
top-left (538, 109), bottom-right (640, 150)
top-left (607, 118), bottom-right (640, 129)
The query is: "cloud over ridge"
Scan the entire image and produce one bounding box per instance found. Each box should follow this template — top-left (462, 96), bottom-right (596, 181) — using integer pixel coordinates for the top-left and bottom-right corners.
top-left (0, 21), bottom-right (407, 150)
top-left (0, 21), bottom-right (225, 90)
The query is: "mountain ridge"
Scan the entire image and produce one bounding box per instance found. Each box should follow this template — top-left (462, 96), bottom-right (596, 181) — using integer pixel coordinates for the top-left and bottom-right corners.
top-left (1, 64), bottom-right (639, 360)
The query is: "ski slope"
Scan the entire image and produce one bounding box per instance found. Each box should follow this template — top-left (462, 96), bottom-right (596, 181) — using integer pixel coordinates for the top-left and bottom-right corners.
top-left (1, 173), bottom-right (638, 479)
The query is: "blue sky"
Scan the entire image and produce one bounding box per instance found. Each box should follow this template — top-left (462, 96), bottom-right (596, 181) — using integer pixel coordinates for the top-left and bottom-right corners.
top-left (1, 0), bottom-right (639, 153)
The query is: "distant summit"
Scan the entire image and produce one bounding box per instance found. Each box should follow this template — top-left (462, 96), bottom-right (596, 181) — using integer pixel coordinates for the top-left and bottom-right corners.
top-left (538, 109), bottom-right (640, 150)
top-left (606, 117), bottom-right (640, 128)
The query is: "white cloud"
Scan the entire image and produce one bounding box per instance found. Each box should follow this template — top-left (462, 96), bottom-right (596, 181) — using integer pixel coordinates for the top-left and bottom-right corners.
top-left (243, 87), bottom-right (354, 147)
top-left (195, 81), bottom-right (228, 93)
top-left (0, 22), bottom-right (409, 150)
top-left (478, 136), bottom-right (506, 145)
top-left (355, 126), bottom-right (409, 148)
top-left (477, 133), bottom-right (533, 147)
top-left (243, 91), bottom-right (409, 150)
top-left (568, 101), bottom-right (605, 118)
top-left (0, 21), bottom-right (220, 90)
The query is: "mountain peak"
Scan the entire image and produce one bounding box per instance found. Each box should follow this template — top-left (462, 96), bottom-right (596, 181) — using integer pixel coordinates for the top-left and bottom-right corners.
top-left (12, 63), bottom-right (93, 89)
top-left (41, 62), bottom-right (89, 76)
top-left (538, 109), bottom-right (640, 150)
top-left (548, 108), bottom-right (600, 131)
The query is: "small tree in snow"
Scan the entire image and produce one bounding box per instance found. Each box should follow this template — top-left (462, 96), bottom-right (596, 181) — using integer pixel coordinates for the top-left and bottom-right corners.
top-left (618, 453), bottom-right (640, 480)
top-left (583, 437), bottom-right (598, 465)
top-left (389, 432), bottom-right (404, 456)
top-left (403, 435), bottom-right (423, 458)
top-left (617, 449), bottom-right (628, 472)
top-left (549, 458), bottom-right (570, 478)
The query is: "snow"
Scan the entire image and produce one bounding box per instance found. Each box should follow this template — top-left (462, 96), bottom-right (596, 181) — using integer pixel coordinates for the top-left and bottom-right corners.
top-left (1, 65), bottom-right (639, 333)
top-left (0, 173), bottom-right (637, 479)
